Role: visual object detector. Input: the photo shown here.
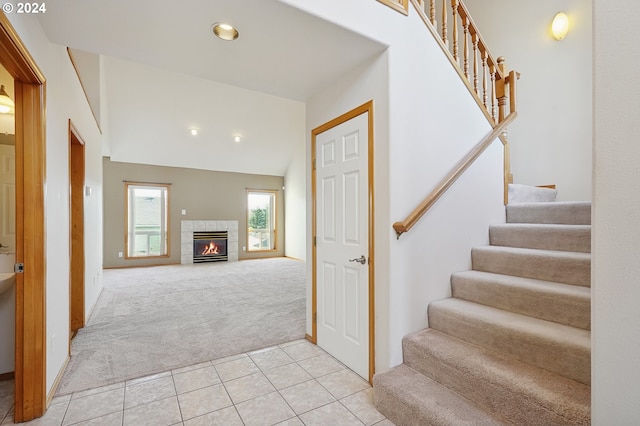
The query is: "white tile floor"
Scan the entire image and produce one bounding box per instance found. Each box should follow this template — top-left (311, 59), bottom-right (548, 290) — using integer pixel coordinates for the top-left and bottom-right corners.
top-left (0, 340), bottom-right (394, 426)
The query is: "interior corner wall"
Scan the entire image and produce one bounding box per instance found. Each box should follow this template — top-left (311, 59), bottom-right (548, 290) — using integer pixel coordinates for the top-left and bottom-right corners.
top-left (592, 0), bottom-right (640, 421)
top-left (464, 0), bottom-right (593, 201)
top-left (284, 128), bottom-right (307, 261)
top-left (5, 14), bottom-right (105, 394)
top-left (102, 158), bottom-right (285, 268)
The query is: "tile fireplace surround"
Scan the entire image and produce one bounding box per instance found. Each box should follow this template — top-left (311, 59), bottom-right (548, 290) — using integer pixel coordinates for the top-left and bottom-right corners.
top-left (181, 220), bottom-right (239, 264)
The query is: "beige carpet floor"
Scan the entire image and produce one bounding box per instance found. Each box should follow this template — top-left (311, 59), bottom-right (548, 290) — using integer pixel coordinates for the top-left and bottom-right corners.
top-left (56, 257), bottom-right (306, 395)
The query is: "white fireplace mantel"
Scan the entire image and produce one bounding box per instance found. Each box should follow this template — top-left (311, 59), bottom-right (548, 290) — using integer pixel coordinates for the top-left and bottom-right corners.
top-left (181, 220), bottom-right (239, 264)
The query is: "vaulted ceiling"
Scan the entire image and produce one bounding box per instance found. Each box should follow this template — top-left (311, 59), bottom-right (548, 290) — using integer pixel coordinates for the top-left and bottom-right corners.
top-left (37, 0), bottom-right (387, 175)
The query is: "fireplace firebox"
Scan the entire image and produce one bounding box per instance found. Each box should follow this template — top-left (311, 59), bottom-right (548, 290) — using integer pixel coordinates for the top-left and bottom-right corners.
top-left (193, 231), bottom-right (228, 263)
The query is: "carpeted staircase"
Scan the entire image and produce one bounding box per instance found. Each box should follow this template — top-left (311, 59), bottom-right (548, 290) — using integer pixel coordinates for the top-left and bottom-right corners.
top-left (374, 201), bottom-right (591, 425)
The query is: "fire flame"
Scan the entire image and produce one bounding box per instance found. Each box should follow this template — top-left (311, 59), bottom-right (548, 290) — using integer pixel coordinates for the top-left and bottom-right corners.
top-left (201, 241), bottom-right (219, 255)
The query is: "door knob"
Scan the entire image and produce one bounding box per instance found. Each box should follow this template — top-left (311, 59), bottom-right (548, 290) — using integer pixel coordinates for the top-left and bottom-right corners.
top-left (349, 255), bottom-right (366, 265)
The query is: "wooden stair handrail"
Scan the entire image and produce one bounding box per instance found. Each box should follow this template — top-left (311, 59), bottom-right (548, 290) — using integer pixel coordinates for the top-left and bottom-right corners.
top-left (393, 111), bottom-right (517, 239)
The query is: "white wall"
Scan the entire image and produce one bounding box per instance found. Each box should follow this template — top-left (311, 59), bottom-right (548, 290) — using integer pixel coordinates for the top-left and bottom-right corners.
top-left (385, 7), bottom-right (504, 367)
top-left (592, 0), bottom-right (640, 421)
top-left (99, 55), bottom-right (111, 157)
top-left (6, 13), bottom-right (105, 394)
top-left (464, 0), bottom-right (592, 201)
top-left (287, 0), bottom-right (505, 369)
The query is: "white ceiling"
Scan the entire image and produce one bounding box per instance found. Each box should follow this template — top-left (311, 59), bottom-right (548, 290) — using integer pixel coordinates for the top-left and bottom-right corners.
top-left (104, 56), bottom-right (307, 176)
top-left (36, 1), bottom-right (388, 175)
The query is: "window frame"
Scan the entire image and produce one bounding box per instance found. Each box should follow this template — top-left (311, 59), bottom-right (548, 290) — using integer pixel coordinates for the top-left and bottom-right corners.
top-left (125, 182), bottom-right (170, 259)
top-left (246, 189), bottom-right (277, 252)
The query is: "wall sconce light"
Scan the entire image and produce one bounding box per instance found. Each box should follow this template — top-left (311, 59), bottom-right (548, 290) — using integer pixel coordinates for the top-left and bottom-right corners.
top-left (0, 85), bottom-right (15, 115)
top-left (551, 12), bottom-right (569, 41)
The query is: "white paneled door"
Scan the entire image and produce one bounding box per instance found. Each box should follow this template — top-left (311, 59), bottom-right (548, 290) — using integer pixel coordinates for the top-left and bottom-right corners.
top-left (0, 144), bottom-right (15, 251)
top-left (315, 111), bottom-right (369, 380)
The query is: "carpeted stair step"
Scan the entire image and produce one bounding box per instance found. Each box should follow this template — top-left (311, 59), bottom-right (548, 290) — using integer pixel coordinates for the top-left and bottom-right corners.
top-left (373, 363), bottom-right (506, 425)
top-left (490, 223), bottom-right (591, 253)
top-left (506, 201), bottom-right (591, 225)
top-left (403, 329), bottom-right (591, 425)
top-left (428, 298), bottom-right (591, 385)
top-left (472, 245), bottom-right (591, 287)
top-left (451, 270), bottom-right (591, 330)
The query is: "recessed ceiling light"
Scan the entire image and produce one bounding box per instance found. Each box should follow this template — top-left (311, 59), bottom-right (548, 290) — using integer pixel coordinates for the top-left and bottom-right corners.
top-left (212, 22), bottom-right (239, 41)
top-left (190, 128), bottom-right (198, 136)
top-left (234, 136), bottom-right (241, 143)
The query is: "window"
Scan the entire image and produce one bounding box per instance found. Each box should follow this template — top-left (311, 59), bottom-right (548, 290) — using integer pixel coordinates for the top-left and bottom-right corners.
top-left (126, 183), bottom-right (169, 258)
top-left (247, 190), bottom-right (276, 251)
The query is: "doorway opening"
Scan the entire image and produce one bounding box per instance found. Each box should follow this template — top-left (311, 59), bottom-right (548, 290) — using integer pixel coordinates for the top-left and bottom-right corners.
top-left (69, 121), bottom-right (85, 339)
top-left (311, 100), bottom-right (375, 383)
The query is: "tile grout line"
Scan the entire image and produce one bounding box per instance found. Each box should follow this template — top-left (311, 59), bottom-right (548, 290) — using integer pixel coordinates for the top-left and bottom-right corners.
top-left (120, 390), bottom-right (124, 426)
top-left (337, 398), bottom-right (367, 426)
top-left (217, 373), bottom-right (243, 425)
top-left (62, 386), bottom-right (125, 426)
top-left (58, 389), bottom-right (74, 426)
top-left (121, 380), bottom-right (128, 425)
top-left (169, 370), bottom-right (184, 425)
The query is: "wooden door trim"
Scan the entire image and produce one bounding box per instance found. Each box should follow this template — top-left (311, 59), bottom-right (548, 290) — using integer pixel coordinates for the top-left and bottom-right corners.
top-left (1, 12), bottom-right (47, 422)
top-left (69, 120), bottom-right (85, 337)
top-left (0, 14), bottom-right (44, 83)
top-left (311, 100), bottom-right (375, 383)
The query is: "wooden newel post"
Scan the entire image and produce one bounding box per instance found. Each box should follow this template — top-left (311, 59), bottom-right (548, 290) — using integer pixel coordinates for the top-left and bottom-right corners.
top-left (496, 56), bottom-right (507, 124)
top-left (494, 57), bottom-right (510, 205)
top-left (509, 69), bottom-right (518, 114)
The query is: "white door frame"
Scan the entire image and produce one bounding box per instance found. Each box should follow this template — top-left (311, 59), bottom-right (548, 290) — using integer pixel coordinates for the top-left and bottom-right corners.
top-left (311, 100), bottom-right (375, 383)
